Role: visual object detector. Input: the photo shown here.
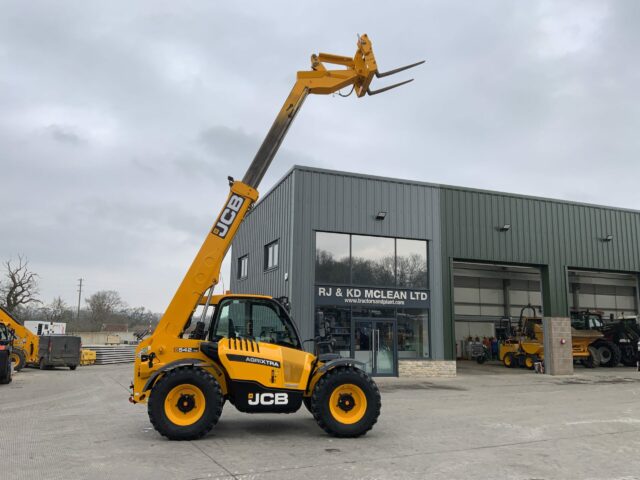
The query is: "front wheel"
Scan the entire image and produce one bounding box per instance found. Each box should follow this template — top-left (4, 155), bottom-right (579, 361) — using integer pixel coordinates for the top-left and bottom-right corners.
top-left (311, 366), bottom-right (381, 438)
top-left (10, 349), bottom-right (26, 371)
top-left (148, 367), bottom-right (223, 440)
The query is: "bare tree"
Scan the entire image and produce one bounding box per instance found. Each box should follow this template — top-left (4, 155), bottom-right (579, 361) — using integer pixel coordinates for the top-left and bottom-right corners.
top-left (45, 296), bottom-right (71, 323)
top-left (86, 290), bottom-right (125, 329)
top-left (0, 255), bottom-right (41, 313)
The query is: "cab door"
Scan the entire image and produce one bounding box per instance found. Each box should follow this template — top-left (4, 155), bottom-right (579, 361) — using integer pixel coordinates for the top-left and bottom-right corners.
top-left (211, 297), bottom-right (313, 390)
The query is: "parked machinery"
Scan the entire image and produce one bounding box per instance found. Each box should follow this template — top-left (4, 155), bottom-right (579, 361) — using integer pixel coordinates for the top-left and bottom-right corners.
top-left (0, 306), bottom-right (39, 371)
top-left (499, 305), bottom-right (602, 369)
top-left (130, 34), bottom-right (423, 440)
top-left (571, 310), bottom-right (639, 367)
top-left (0, 322), bottom-right (14, 384)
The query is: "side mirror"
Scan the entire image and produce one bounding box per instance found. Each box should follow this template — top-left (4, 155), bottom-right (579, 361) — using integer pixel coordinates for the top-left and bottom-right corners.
top-left (275, 296), bottom-right (291, 313)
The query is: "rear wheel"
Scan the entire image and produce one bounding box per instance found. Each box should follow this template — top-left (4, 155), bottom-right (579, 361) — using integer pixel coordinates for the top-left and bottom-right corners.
top-left (69, 365), bottom-right (77, 371)
top-left (620, 345), bottom-right (637, 366)
top-left (594, 340), bottom-right (621, 368)
top-left (583, 346), bottom-right (601, 368)
top-left (148, 367), bottom-right (223, 440)
top-left (502, 352), bottom-right (516, 368)
top-left (311, 367), bottom-right (380, 438)
top-left (10, 349), bottom-right (26, 371)
top-left (524, 355), bottom-right (536, 370)
top-left (39, 358), bottom-right (47, 370)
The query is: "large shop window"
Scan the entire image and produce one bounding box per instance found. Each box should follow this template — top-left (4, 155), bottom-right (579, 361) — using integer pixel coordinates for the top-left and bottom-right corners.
top-left (315, 306), bottom-right (351, 355)
top-left (315, 232), bottom-right (350, 284)
top-left (315, 306), bottom-right (430, 359)
top-left (315, 232), bottom-right (428, 287)
top-left (397, 309), bottom-right (429, 358)
top-left (396, 239), bottom-right (428, 289)
top-left (351, 235), bottom-right (395, 286)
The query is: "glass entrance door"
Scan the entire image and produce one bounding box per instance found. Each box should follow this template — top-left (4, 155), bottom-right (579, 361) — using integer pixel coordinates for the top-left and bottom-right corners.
top-left (353, 318), bottom-right (397, 376)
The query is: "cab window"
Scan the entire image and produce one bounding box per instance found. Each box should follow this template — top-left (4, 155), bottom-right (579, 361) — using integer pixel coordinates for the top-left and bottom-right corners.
top-left (212, 298), bottom-right (300, 349)
top-left (0, 325), bottom-right (9, 342)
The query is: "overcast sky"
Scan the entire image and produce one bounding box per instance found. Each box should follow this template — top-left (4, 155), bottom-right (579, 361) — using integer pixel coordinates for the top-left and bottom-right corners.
top-left (1, 1), bottom-right (638, 312)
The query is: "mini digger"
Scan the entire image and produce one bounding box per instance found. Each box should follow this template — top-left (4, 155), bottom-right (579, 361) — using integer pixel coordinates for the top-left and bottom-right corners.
top-left (500, 305), bottom-right (603, 369)
top-left (130, 35), bottom-right (424, 440)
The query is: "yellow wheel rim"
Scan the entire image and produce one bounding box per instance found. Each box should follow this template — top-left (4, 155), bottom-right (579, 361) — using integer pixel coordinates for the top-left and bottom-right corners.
top-left (525, 357), bottom-right (534, 369)
top-left (329, 383), bottom-right (367, 425)
top-left (9, 353), bottom-right (21, 368)
top-left (164, 384), bottom-right (206, 427)
top-left (504, 355), bottom-right (512, 367)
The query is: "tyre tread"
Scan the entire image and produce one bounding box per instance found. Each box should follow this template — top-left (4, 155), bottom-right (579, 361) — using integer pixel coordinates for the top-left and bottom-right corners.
top-left (148, 366), bottom-right (223, 440)
top-left (310, 366), bottom-right (381, 438)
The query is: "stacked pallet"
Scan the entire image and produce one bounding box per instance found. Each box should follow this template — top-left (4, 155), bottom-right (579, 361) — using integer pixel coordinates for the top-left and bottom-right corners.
top-left (84, 344), bottom-right (137, 365)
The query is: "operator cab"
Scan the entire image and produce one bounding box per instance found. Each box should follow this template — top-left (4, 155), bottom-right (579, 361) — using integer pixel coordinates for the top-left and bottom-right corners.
top-left (208, 296), bottom-right (302, 349)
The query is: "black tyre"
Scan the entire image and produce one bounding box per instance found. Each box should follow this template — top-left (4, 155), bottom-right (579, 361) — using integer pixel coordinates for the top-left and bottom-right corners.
top-left (69, 365), bottom-right (77, 371)
top-left (0, 357), bottom-right (11, 384)
top-left (148, 367), bottom-right (223, 440)
top-left (39, 358), bottom-right (47, 370)
top-left (620, 345), bottom-right (637, 367)
top-left (311, 366), bottom-right (380, 438)
top-left (303, 396), bottom-right (313, 414)
top-left (584, 346), bottom-right (600, 368)
top-left (594, 340), bottom-right (621, 368)
top-left (524, 355), bottom-right (536, 370)
top-left (476, 354), bottom-right (487, 365)
top-left (10, 349), bottom-right (26, 372)
top-left (502, 352), bottom-right (516, 368)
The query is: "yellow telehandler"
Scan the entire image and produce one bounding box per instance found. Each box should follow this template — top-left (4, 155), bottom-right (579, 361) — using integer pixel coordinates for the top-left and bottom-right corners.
top-left (0, 306), bottom-right (39, 371)
top-left (130, 34), bottom-right (423, 440)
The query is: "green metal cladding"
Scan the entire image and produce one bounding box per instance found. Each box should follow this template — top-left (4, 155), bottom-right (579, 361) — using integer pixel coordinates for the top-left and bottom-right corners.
top-left (440, 186), bottom-right (640, 359)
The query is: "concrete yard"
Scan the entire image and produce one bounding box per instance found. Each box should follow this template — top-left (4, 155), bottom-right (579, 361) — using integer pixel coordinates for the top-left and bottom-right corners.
top-left (2, 362), bottom-right (640, 480)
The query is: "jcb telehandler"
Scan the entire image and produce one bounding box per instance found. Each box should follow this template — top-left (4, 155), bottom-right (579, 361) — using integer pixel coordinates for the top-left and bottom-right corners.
top-left (130, 35), bottom-right (423, 440)
top-left (0, 306), bottom-right (39, 371)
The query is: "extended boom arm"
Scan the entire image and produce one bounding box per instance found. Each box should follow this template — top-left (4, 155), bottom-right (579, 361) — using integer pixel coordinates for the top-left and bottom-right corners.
top-left (153, 34), bottom-right (423, 339)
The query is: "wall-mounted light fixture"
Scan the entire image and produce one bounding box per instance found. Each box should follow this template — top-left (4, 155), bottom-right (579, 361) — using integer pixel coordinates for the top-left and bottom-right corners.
top-left (498, 224), bottom-right (511, 232)
top-left (602, 234), bottom-right (613, 242)
top-left (375, 211), bottom-right (387, 221)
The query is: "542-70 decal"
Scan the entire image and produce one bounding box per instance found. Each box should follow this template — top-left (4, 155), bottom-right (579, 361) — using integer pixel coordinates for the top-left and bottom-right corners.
top-left (174, 347), bottom-right (199, 353)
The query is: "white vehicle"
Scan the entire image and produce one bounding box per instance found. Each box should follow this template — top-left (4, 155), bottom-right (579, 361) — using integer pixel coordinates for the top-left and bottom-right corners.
top-left (24, 321), bottom-right (66, 336)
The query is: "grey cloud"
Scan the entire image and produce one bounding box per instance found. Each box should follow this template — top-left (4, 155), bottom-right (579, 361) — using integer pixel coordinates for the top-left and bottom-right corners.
top-left (0, 0), bottom-right (638, 310)
top-left (47, 124), bottom-right (86, 145)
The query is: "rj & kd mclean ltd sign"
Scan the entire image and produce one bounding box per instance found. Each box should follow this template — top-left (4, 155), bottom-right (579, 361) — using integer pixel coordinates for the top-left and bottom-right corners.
top-left (315, 285), bottom-right (429, 308)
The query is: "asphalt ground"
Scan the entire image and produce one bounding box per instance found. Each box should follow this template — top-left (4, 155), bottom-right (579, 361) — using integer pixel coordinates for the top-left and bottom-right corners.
top-left (1, 361), bottom-right (640, 480)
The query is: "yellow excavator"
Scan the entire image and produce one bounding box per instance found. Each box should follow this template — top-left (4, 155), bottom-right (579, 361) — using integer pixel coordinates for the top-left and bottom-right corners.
top-left (130, 34), bottom-right (423, 440)
top-left (0, 306), bottom-right (39, 371)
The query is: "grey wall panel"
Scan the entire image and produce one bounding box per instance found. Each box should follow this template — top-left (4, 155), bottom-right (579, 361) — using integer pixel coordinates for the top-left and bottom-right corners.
top-left (230, 171), bottom-right (294, 309)
top-left (290, 167), bottom-right (444, 359)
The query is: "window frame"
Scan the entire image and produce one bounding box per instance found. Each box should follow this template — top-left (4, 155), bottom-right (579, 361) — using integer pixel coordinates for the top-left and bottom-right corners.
top-left (237, 255), bottom-right (248, 280)
top-left (264, 239), bottom-right (279, 271)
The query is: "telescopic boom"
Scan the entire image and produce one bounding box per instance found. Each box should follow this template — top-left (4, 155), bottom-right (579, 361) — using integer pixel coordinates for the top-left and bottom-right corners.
top-left (153, 34), bottom-right (424, 339)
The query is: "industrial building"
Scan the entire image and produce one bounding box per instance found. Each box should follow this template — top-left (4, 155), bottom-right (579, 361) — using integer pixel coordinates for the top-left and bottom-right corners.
top-left (230, 166), bottom-right (640, 376)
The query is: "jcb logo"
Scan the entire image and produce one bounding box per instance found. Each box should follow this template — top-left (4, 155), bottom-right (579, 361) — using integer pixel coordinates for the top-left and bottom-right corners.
top-left (248, 392), bottom-right (288, 406)
top-left (212, 194), bottom-right (244, 238)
